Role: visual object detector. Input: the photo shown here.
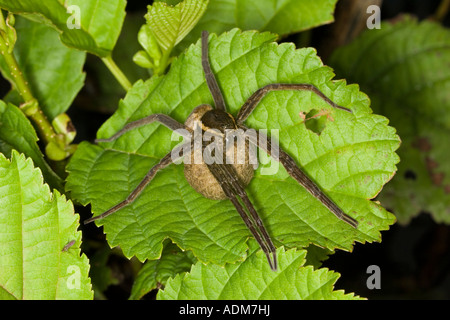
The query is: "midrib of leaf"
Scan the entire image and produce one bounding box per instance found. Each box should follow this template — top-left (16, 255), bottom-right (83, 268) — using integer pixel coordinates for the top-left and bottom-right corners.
top-left (329, 169), bottom-right (396, 192)
top-left (0, 285), bottom-right (15, 299)
top-left (215, 258), bottom-right (246, 299)
top-left (254, 251), bottom-right (306, 299)
top-left (86, 0), bottom-right (101, 36)
top-left (303, 268), bottom-right (337, 300)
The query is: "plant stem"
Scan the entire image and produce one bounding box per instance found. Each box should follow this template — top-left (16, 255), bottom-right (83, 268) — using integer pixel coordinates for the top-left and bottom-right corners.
top-left (101, 55), bottom-right (132, 91)
top-left (155, 50), bottom-right (171, 76)
top-left (434, 0), bottom-right (450, 22)
top-left (0, 10), bottom-right (56, 146)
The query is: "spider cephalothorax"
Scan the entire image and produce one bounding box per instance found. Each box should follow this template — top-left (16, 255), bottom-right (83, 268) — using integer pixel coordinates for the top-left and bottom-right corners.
top-left (85, 31), bottom-right (358, 271)
top-left (200, 109), bottom-right (237, 132)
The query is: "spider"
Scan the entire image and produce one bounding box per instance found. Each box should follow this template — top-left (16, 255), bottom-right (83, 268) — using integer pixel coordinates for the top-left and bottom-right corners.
top-left (85, 31), bottom-right (358, 271)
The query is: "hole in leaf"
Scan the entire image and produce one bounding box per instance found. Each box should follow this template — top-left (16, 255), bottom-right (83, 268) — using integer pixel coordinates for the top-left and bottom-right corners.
top-left (300, 109), bottom-right (333, 135)
top-left (404, 170), bottom-right (417, 180)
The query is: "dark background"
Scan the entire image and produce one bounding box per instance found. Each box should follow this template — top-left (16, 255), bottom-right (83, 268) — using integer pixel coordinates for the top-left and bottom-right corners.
top-left (319, 0), bottom-right (450, 300)
top-left (1, 0), bottom-right (449, 299)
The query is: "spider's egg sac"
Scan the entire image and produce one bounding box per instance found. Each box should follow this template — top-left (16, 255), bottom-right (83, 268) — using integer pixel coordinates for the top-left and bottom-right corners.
top-left (183, 131), bottom-right (254, 200)
top-left (183, 106), bottom-right (254, 200)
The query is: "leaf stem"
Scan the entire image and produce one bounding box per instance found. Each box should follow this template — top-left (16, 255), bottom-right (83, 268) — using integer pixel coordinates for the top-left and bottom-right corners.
top-left (101, 55), bottom-right (132, 91)
top-left (158, 49), bottom-right (173, 75)
top-left (0, 10), bottom-right (56, 146)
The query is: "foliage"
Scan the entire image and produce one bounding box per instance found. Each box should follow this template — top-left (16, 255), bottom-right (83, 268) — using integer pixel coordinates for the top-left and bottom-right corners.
top-left (0, 151), bottom-right (92, 299)
top-left (130, 241), bottom-right (196, 300)
top-left (0, 0), bottom-right (409, 300)
top-left (167, 0), bottom-right (339, 54)
top-left (66, 28), bottom-right (399, 267)
top-left (0, 0), bottom-right (126, 57)
top-left (158, 240), bottom-right (363, 300)
top-left (330, 16), bottom-right (450, 225)
top-left (134, 0), bottom-right (209, 75)
top-left (0, 16), bottom-right (86, 121)
top-left (0, 100), bottom-right (63, 190)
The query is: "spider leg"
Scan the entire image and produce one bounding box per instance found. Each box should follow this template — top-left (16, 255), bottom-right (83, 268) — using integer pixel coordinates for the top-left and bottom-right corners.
top-left (236, 83), bottom-right (352, 124)
top-left (95, 113), bottom-right (192, 143)
top-left (241, 125), bottom-right (358, 228)
top-left (84, 141), bottom-right (192, 224)
top-left (201, 31), bottom-right (227, 112)
top-left (208, 162), bottom-right (277, 271)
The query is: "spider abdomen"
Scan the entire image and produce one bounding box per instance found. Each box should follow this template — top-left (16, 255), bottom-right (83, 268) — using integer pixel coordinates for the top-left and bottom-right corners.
top-left (184, 140), bottom-right (254, 200)
top-left (183, 104), bottom-right (254, 200)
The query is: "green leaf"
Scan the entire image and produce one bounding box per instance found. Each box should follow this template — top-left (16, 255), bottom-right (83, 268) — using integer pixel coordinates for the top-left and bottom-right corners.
top-left (158, 240), bottom-right (363, 300)
top-left (0, 0), bottom-right (126, 57)
top-left (66, 29), bottom-right (399, 268)
top-left (169, 0), bottom-right (338, 54)
top-left (0, 16), bottom-right (86, 120)
top-left (141, 0), bottom-right (208, 74)
top-left (130, 241), bottom-right (196, 300)
top-left (133, 50), bottom-right (154, 69)
top-left (137, 25), bottom-right (161, 64)
top-left (0, 151), bottom-right (92, 300)
top-left (146, 0), bottom-right (209, 52)
top-left (84, 13), bottom-right (151, 115)
top-left (88, 244), bottom-right (119, 296)
top-left (329, 16), bottom-right (450, 224)
top-left (0, 100), bottom-right (63, 191)
top-left (134, 24), bottom-right (161, 70)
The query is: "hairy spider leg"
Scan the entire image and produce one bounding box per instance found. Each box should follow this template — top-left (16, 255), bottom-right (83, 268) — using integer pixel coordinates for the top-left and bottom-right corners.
top-left (202, 30), bottom-right (277, 269)
top-left (201, 31), bottom-right (227, 112)
top-left (95, 113), bottom-right (192, 143)
top-left (241, 125), bottom-right (358, 228)
top-left (208, 162), bottom-right (278, 271)
top-left (236, 83), bottom-right (352, 124)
